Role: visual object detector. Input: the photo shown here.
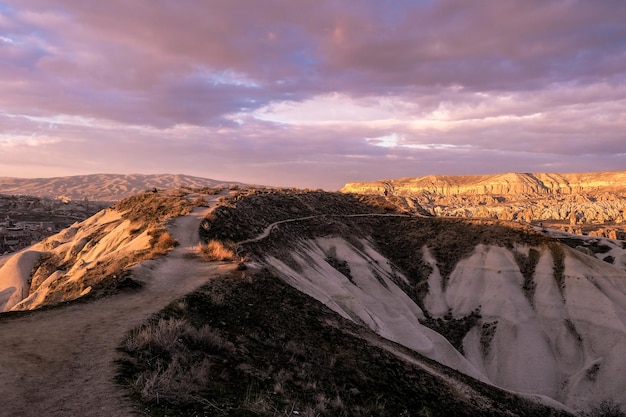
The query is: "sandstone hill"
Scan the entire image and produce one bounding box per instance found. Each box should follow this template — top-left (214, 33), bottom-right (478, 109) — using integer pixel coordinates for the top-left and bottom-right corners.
top-left (0, 189), bottom-right (204, 312)
top-left (342, 171), bottom-right (626, 196)
top-left (342, 171), bottom-right (626, 239)
top-left (3, 187), bottom-right (626, 415)
top-left (0, 173), bottom-right (245, 201)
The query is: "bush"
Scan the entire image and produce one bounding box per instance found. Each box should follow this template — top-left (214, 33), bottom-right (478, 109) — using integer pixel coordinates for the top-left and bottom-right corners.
top-left (147, 230), bottom-right (178, 258)
top-left (200, 240), bottom-right (236, 261)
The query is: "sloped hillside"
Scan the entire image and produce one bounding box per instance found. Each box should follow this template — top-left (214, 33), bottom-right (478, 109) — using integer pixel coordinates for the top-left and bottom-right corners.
top-left (0, 189), bottom-right (197, 312)
top-left (194, 189), bottom-right (626, 414)
top-left (119, 268), bottom-right (571, 417)
top-left (4, 187), bottom-right (621, 415)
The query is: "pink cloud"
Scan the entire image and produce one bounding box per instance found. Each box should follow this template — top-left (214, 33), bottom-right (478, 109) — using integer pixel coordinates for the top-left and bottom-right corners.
top-left (0, 0), bottom-right (624, 188)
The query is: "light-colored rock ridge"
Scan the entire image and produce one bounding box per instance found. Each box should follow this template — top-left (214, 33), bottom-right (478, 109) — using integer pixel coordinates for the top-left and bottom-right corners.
top-left (341, 171), bottom-right (626, 233)
top-left (342, 171), bottom-right (626, 197)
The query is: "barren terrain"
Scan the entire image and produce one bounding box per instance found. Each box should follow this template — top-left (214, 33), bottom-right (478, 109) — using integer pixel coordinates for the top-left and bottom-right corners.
top-left (2, 186), bottom-right (626, 416)
top-left (0, 199), bottom-right (233, 417)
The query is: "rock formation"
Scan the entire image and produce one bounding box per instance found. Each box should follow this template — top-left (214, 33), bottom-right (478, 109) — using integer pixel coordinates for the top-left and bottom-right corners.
top-left (341, 171), bottom-right (626, 238)
top-left (342, 171), bottom-right (626, 197)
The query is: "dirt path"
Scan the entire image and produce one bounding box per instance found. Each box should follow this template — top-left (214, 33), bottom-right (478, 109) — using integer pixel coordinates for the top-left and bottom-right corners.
top-left (0, 201), bottom-right (233, 417)
top-left (238, 212), bottom-right (420, 245)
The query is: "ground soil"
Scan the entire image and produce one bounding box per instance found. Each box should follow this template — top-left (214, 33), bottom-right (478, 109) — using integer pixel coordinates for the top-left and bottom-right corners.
top-left (0, 199), bottom-right (233, 417)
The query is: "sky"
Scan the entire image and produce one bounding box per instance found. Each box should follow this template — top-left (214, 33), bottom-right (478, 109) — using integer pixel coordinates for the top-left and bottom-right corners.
top-left (0, 0), bottom-right (625, 190)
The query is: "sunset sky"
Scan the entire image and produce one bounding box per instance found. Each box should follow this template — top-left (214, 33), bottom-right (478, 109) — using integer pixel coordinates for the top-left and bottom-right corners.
top-left (0, 1), bottom-right (624, 189)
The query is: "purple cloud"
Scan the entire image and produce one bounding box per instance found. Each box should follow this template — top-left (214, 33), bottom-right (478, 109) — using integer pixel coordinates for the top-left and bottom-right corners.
top-left (0, 0), bottom-right (624, 188)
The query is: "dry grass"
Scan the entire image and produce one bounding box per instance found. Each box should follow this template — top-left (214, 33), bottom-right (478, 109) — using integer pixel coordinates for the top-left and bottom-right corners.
top-left (115, 191), bottom-right (194, 224)
top-left (121, 317), bottom-right (235, 404)
top-left (199, 240), bottom-right (236, 262)
top-left (147, 230), bottom-right (178, 258)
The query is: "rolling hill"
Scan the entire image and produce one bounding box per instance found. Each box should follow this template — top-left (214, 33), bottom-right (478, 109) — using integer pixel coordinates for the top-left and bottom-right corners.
top-left (0, 173), bottom-right (246, 201)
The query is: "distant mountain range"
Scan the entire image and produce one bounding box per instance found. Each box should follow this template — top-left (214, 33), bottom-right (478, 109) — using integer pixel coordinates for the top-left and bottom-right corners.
top-left (0, 174), bottom-right (246, 201)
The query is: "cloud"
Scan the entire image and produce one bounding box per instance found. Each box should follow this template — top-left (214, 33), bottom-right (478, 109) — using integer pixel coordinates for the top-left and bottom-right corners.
top-left (0, 0), bottom-right (625, 188)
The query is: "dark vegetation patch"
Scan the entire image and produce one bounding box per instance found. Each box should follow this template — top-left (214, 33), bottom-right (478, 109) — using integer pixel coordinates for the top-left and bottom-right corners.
top-left (29, 253), bottom-right (64, 291)
top-left (582, 400), bottom-right (626, 417)
top-left (586, 363), bottom-right (601, 382)
top-left (593, 244), bottom-right (613, 254)
top-left (325, 256), bottom-right (354, 283)
top-left (90, 269), bottom-right (144, 295)
top-left (549, 243), bottom-right (566, 298)
top-left (480, 321), bottom-right (498, 357)
top-left (200, 189), bottom-right (410, 243)
top-left (604, 255), bottom-right (615, 264)
top-left (513, 248), bottom-right (541, 306)
top-left (555, 238), bottom-right (613, 255)
top-left (420, 309), bottom-right (481, 354)
top-left (118, 269), bottom-right (572, 417)
top-left (564, 319), bottom-right (583, 344)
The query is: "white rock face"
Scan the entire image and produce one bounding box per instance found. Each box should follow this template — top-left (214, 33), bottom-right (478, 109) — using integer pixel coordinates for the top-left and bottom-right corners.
top-left (431, 244), bottom-right (626, 410)
top-left (264, 236), bottom-right (626, 412)
top-left (0, 250), bottom-right (44, 311)
top-left (265, 237), bottom-right (489, 383)
top-left (0, 207), bottom-right (153, 312)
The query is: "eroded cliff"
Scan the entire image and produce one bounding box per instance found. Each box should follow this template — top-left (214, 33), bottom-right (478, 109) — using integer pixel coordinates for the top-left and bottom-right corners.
top-left (341, 171), bottom-right (626, 237)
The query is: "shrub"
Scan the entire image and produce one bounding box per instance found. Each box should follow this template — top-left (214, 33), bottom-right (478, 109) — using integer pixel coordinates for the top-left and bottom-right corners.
top-left (147, 230), bottom-right (178, 258)
top-left (200, 240), bottom-right (236, 261)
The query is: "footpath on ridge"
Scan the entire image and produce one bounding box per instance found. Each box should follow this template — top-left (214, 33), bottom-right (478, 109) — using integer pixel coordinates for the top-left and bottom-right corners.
top-left (0, 196), bottom-right (234, 417)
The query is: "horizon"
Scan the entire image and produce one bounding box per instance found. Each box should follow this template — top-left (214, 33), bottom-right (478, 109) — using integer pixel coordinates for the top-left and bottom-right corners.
top-left (2, 168), bottom-right (625, 194)
top-left (0, 1), bottom-right (625, 189)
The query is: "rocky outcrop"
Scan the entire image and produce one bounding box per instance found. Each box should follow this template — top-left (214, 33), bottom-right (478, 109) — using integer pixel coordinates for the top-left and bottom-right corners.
top-left (0, 189), bottom-right (203, 312)
top-left (342, 171), bottom-right (626, 197)
top-left (341, 171), bottom-right (626, 229)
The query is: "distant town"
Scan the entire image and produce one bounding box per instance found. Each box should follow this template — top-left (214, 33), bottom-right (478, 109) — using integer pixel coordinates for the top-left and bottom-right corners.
top-left (0, 194), bottom-right (109, 254)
